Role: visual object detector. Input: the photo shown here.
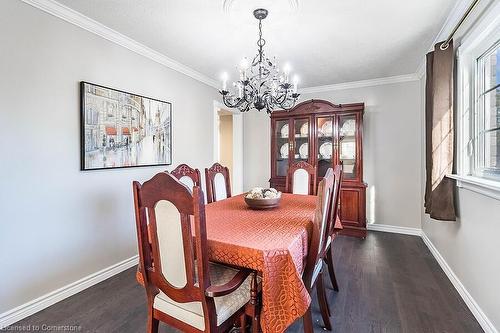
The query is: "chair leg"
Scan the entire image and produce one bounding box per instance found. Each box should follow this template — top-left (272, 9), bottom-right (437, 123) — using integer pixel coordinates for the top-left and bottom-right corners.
top-left (319, 266), bottom-right (331, 317)
top-left (240, 313), bottom-right (247, 333)
top-left (147, 308), bottom-right (159, 333)
top-left (250, 273), bottom-right (261, 333)
top-left (326, 246), bottom-right (339, 291)
top-left (302, 308), bottom-right (314, 333)
top-left (316, 272), bottom-right (332, 331)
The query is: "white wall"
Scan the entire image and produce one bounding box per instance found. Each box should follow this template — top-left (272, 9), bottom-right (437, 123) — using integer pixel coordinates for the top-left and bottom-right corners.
top-left (0, 1), bottom-right (218, 315)
top-left (243, 81), bottom-right (423, 228)
top-left (422, 191), bottom-right (500, 329)
top-left (243, 111), bottom-right (271, 190)
top-left (420, 0), bottom-right (500, 330)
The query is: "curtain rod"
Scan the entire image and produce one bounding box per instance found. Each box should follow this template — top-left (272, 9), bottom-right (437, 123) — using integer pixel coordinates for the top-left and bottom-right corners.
top-left (440, 0), bottom-right (481, 50)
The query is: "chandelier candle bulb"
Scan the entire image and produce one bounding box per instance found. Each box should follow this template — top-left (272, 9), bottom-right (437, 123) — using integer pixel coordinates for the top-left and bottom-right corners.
top-left (240, 58), bottom-right (249, 80)
top-left (221, 73), bottom-right (228, 91)
top-left (293, 75), bottom-right (299, 93)
top-left (238, 84), bottom-right (243, 98)
top-left (284, 64), bottom-right (291, 83)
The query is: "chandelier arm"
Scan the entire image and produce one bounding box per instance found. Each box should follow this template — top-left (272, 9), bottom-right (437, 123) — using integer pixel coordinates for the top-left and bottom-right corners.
top-left (222, 93), bottom-right (248, 110)
top-left (221, 94), bottom-right (237, 108)
top-left (274, 89), bottom-right (288, 104)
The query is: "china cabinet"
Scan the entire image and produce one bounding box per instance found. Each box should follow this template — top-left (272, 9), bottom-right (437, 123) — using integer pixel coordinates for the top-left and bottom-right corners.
top-left (270, 99), bottom-right (367, 238)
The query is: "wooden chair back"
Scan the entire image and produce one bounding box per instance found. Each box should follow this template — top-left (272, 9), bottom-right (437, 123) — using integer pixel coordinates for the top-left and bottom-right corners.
top-left (205, 163), bottom-right (231, 203)
top-left (303, 171), bottom-right (334, 289)
top-left (287, 161), bottom-right (317, 195)
top-left (171, 163), bottom-right (201, 190)
top-left (133, 172), bottom-right (216, 328)
top-left (329, 164), bottom-right (343, 235)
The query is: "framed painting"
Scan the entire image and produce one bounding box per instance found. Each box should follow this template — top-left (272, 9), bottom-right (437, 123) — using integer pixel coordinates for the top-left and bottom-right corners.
top-left (80, 81), bottom-right (172, 170)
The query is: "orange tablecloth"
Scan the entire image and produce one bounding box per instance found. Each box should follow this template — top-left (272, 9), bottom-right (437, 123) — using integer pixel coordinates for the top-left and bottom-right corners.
top-left (136, 193), bottom-right (316, 332)
top-left (205, 194), bottom-right (315, 333)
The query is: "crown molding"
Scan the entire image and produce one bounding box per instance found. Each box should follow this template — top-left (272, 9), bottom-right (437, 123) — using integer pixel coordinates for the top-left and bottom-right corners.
top-left (415, 60), bottom-right (426, 79)
top-left (299, 73), bottom-right (419, 94)
top-left (21, 0), bottom-right (462, 95)
top-left (20, 0), bottom-right (219, 89)
top-left (415, 0), bottom-right (476, 81)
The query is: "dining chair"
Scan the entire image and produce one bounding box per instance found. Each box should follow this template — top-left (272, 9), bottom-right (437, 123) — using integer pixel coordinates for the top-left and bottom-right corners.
top-left (301, 171), bottom-right (334, 332)
top-left (132, 172), bottom-right (258, 333)
top-left (205, 163), bottom-right (232, 203)
top-left (286, 161), bottom-right (316, 195)
top-left (324, 165), bottom-right (343, 292)
top-left (170, 163), bottom-right (202, 191)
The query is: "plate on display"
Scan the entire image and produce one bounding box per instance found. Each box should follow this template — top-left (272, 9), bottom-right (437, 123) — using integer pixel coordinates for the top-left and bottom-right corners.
top-left (280, 143), bottom-right (289, 158)
top-left (319, 142), bottom-right (333, 159)
top-left (280, 123), bottom-right (289, 138)
top-left (340, 119), bottom-right (355, 136)
top-left (299, 143), bottom-right (308, 159)
top-left (320, 120), bottom-right (333, 137)
top-left (300, 123), bottom-right (309, 137)
top-left (340, 141), bottom-right (355, 159)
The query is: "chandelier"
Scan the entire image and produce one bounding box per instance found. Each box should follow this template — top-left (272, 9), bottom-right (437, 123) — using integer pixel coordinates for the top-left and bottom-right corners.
top-left (219, 8), bottom-right (300, 114)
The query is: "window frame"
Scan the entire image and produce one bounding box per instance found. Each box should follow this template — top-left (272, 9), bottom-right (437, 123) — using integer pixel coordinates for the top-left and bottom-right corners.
top-left (475, 41), bottom-right (500, 178)
top-left (452, 9), bottom-right (500, 200)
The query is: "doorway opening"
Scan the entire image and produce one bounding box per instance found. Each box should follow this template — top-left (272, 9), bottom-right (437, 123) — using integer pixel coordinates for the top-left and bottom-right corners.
top-left (213, 101), bottom-right (243, 194)
top-left (218, 109), bottom-right (233, 178)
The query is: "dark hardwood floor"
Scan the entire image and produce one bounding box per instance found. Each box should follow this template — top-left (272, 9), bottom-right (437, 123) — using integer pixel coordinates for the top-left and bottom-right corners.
top-left (8, 232), bottom-right (483, 333)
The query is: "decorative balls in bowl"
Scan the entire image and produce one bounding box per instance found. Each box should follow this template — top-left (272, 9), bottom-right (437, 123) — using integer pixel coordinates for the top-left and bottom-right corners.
top-left (244, 187), bottom-right (282, 210)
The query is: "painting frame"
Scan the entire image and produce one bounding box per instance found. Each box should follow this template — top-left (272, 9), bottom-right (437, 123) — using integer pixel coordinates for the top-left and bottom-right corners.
top-left (80, 81), bottom-right (172, 171)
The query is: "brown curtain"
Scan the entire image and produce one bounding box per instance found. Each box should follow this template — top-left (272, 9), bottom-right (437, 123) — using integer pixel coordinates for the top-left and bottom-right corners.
top-left (424, 41), bottom-right (456, 221)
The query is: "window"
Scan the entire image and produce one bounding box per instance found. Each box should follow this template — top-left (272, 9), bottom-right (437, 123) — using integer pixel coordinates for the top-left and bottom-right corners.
top-left (476, 43), bottom-right (500, 179)
top-left (457, 18), bottom-right (500, 184)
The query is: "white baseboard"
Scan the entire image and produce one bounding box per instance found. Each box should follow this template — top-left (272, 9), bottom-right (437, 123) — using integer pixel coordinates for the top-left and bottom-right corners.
top-left (0, 255), bottom-right (138, 329)
top-left (421, 233), bottom-right (498, 333)
top-left (367, 223), bottom-right (422, 236)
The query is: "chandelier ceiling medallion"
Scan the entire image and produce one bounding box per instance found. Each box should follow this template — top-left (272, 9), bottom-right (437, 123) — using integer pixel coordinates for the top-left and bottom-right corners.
top-left (219, 8), bottom-right (300, 114)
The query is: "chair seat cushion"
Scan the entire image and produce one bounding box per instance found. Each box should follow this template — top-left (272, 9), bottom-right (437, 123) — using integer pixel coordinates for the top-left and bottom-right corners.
top-left (153, 263), bottom-right (252, 330)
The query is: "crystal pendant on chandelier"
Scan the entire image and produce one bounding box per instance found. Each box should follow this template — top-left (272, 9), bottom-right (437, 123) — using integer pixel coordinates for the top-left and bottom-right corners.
top-left (219, 8), bottom-right (300, 114)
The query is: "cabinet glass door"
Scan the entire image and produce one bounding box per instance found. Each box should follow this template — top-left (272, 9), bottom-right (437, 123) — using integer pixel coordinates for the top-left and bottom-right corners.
top-left (316, 116), bottom-right (334, 178)
top-left (275, 119), bottom-right (290, 177)
top-left (291, 118), bottom-right (310, 164)
top-left (338, 114), bottom-right (357, 179)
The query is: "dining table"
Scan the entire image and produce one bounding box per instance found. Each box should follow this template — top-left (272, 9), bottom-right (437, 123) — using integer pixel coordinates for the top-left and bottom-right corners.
top-left (137, 193), bottom-right (317, 333)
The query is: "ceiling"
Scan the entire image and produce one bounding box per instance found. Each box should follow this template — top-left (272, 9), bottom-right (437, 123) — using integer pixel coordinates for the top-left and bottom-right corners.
top-left (56, 0), bottom-right (458, 88)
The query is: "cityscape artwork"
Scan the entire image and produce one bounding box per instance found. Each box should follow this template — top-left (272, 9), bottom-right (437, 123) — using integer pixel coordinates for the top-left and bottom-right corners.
top-left (80, 82), bottom-right (172, 170)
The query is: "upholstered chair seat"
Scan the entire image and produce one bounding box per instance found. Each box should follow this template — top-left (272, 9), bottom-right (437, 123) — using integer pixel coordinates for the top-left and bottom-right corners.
top-left (154, 263), bottom-right (252, 330)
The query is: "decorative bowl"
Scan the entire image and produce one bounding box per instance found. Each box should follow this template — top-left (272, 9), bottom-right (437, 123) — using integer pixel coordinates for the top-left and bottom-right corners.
top-left (244, 196), bottom-right (281, 210)
top-left (244, 187), bottom-right (282, 210)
